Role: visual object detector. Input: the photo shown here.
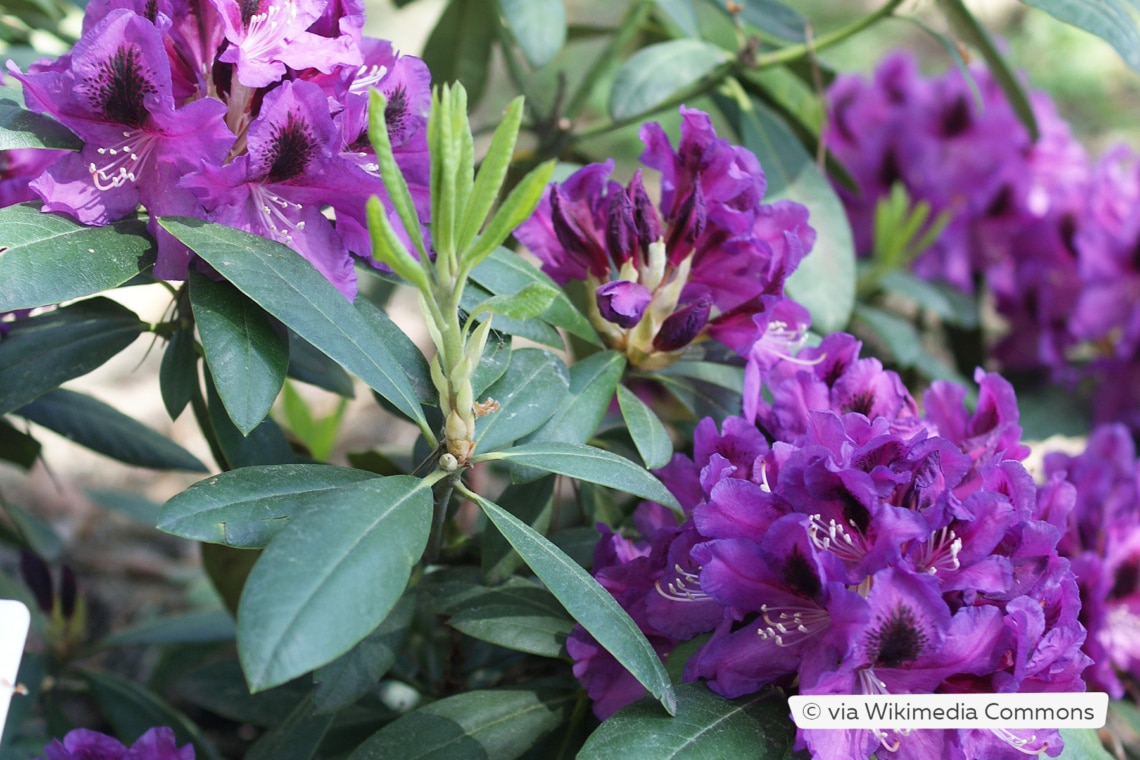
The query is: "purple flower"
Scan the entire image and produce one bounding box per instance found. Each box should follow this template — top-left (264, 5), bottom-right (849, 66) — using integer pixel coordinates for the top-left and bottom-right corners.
top-left (0, 149), bottom-right (66, 208)
top-left (515, 107), bottom-right (813, 367)
top-left (41, 727), bottom-right (193, 760)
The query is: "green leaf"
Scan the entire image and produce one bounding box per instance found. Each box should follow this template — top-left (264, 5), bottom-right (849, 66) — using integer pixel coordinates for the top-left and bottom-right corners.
top-left (470, 248), bottom-right (600, 346)
top-left (0, 495), bottom-right (63, 560)
top-left (732, 0), bottom-right (808, 41)
top-left (175, 659), bottom-right (309, 727)
top-left (0, 418), bottom-right (40, 470)
top-left (457, 97), bottom-right (523, 255)
top-left (159, 464), bottom-right (379, 548)
top-left (281, 381), bottom-right (347, 461)
top-left (84, 670), bottom-right (224, 760)
top-left (1018, 0), bottom-right (1140, 73)
top-left (0, 103), bottom-right (81, 150)
top-left (653, 0), bottom-right (699, 37)
top-left (472, 281), bottom-right (560, 321)
top-left (88, 488), bottom-right (161, 524)
top-left (616, 384), bottom-right (672, 469)
top-left (498, 0), bottom-right (567, 68)
top-left (878, 269), bottom-right (978, 327)
top-left (355, 297), bottom-right (434, 404)
top-left (159, 218), bottom-right (430, 435)
top-left (473, 348), bottom-right (569, 455)
top-left (245, 693), bottom-right (334, 760)
top-left (237, 475), bottom-right (432, 691)
top-left (190, 271), bottom-right (288, 435)
top-left (481, 476), bottom-right (555, 584)
top-left (368, 88), bottom-right (429, 263)
top-left (478, 441), bottom-right (681, 513)
top-left (940, 0), bottom-right (1039, 140)
top-left (17, 389), bottom-right (207, 471)
top-left (98, 610), bottom-right (236, 648)
top-left (313, 592), bottom-right (416, 714)
top-left (286, 330), bottom-right (356, 397)
top-left (472, 492), bottom-right (675, 715)
top-left (522, 350), bottom-right (625, 447)
top-left (462, 281), bottom-right (563, 348)
top-left (204, 366), bottom-right (295, 469)
top-left (0, 297), bottom-right (142, 415)
top-left (578, 684), bottom-right (794, 759)
top-left (609, 40), bottom-right (728, 121)
top-left (160, 328), bottom-right (198, 420)
top-left (0, 204), bottom-right (152, 312)
top-left (725, 96), bottom-right (855, 334)
top-left (471, 329), bottom-right (511, 398)
top-left (1056, 728), bottom-right (1113, 759)
top-left (461, 161), bottom-right (555, 272)
top-left (446, 580), bottom-right (573, 657)
top-left (423, 0), bottom-right (497, 106)
top-left (348, 685), bottom-right (576, 760)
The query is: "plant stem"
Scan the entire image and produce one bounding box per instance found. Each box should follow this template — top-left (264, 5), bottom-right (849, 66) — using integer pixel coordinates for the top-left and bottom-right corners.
top-left (426, 473), bottom-right (459, 562)
top-left (749, 0), bottom-right (907, 69)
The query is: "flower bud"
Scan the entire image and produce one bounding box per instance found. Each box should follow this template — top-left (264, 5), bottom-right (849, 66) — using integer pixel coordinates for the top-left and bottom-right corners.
top-left (606, 191), bottom-right (636, 264)
top-left (596, 280), bottom-right (652, 329)
top-left (653, 295), bottom-right (712, 352)
top-left (629, 171), bottom-right (661, 255)
top-left (20, 550), bottom-right (53, 613)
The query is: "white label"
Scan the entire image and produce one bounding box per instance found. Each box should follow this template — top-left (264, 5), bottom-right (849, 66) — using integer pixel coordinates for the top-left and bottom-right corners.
top-left (789, 692), bottom-right (1109, 729)
top-left (0, 600), bottom-right (31, 745)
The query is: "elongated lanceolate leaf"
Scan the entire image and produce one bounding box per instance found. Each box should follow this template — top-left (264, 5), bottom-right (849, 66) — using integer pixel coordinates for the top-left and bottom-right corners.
top-left (1018, 0), bottom-right (1140, 73)
top-left (0, 298), bottom-right (142, 415)
top-left (423, 0), bottom-right (496, 107)
top-left (159, 464), bottom-right (380, 548)
top-left (348, 685), bottom-right (576, 760)
top-left (237, 475), bottom-right (432, 691)
top-left (473, 348), bottom-right (568, 455)
top-left (0, 102), bottom-right (82, 150)
top-left (17, 389), bottom-right (207, 472)
top-left (578, 684), bottom-right (794, 759)
top-left (499, 0), bottom-right (566, 68)
top-left (159, 218), bottom-right (430, 434)
top-left (478, 441), bottom-right (682, 513)
top-left (521, 350), bottom-right (625, 447)
top-left (190, 271), bottom-right (288, 436)
top-left (616, 384), bottom-right (672, 469)
top-left (609, 40), bottom-right (728, 121)
top-left (0, 204), bottom-right (152, 311)
top-left (473, 493), bottom-right (676, 716)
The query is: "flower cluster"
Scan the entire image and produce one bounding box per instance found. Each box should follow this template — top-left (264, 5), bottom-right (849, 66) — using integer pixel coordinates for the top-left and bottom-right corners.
top-left (40, 727), bottom-right (193, 760)
top-left (515, 107), bottom-right (814, 368)
top-left (1044, 424), bottom-right (1140, 699)
top-left (825, 52), bottom-right (1140, 432)
top-left (569, 333), bottom-right (1089, 759)
top-left (6, 0), bottom-right (430, 299)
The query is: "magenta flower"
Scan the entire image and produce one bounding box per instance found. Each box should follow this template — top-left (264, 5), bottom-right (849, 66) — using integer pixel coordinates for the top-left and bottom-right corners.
top-left (515, 107), bottom-right (813, 368)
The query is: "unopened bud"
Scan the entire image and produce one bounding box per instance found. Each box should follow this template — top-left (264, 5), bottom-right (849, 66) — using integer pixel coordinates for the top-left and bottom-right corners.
top-left (653, 295), bottom-right (712, 352)
top-left (596, 280), bottom-right (651, 329)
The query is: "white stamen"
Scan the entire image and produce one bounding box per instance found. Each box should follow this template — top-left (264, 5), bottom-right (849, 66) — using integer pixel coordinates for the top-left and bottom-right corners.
top-left (654, 564), bottom-right (710, 603)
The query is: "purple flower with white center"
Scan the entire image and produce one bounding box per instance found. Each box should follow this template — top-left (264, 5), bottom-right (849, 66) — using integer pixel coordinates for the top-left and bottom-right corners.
top-left (181, 78), bottom-right (358, 297)
top-left (515, 107), bottom-right (813, 368)
top-left (40, 727), bottom-right (193, 760)
top-left (213, 0), bottom-right (361, 88)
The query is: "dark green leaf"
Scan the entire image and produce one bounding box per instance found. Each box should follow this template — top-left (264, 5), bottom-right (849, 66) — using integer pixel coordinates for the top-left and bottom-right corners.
top-left (191, 271), bottom-right (288, 435)
top-left (733, 0), bottom-right (808, 41)
top-left (446, 580), bottom-right (573, 657)
top-left (0, 495), bottom-right (62, 560)
top-left (0, 418), bottom-right (39, 469)
top-left (725, 97), bottom-right (855, 333)
top-left (423, 0), bottom-right (497, 106)
top-left (578, 683), bottom-right (794, 759)
top-left (159, 464), bottom-right (379, 547)
top-left (473, 493), bottom-right (675, 715)
top-left (471, 330), bottom-right (511, 398)
top-left (17, 389), bottom-right (207, 471)
top-left (940, 0), bottom-right (1039, 140)
top-left (160, 328), bottom-right (198, 420)
top-left (159, 218), bottom-right (430, 434)
top-left (649, 370), bottom-right (742, 422)
top-left (286, 330), bottom-right (356, 397)
top-left (87, 489), bottom-right (161, 524)
top-left (175, 659), bottom-right (309, 727)
top-left (0, 103), bottom-right (81, 150)
top-left (481, 441), bottom-right (681, 513)
top-left (521, 350), bottom-right (625, 446)
top-left (653, 0), bottom-right (699, 37)
top-left (237, 475), bottom-right (432, 691)
top-left (481, 476), bottom-right (554, 583)
top-left (550, 525), bottom-right (601, 570)
top-left (245, 694), bottom-right (334, 760)
top-left (498, 0), bottom-right (566, 68)
top-left (616, 384), bottom-right (672, 469)
top-left (348, 685), bottom-right (575, 760)
top-left (98, 610), bottom-right (236, 648)
top-left (609, 40), bottom-right (728, 121)
top-left (474, 348), bottom-right (569, 455)
top-left (1018, 0), bottom-right (1140, 72)
top-left (0, 298), bottom-right (142, 415)
top-left (313, 593), bottom-right (416, 714)
top-left (84, 670), bottom-right (224, 760)
top-left (355, 281), bottom-right (434, 406)
top-left (470, 248), bottom-right (600, 346)
top-left (0, 204), bottom-right (151, 311)
top-left (204, 366), bottom-right (295, 469)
